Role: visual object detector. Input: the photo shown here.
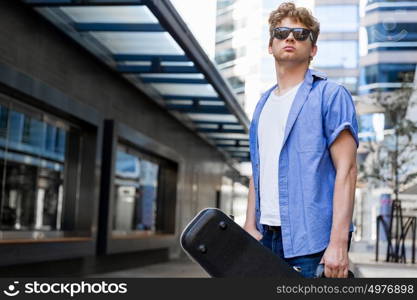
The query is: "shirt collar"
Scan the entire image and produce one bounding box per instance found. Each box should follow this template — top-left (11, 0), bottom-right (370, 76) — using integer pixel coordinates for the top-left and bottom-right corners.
top-left (309, 68), bottom-right (328, 80)
top-left (268, 68), bottom-right (327, 92)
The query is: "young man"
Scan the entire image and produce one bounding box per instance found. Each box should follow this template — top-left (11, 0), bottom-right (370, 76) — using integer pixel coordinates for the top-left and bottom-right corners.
top-left (243, 2), bottom-right (359, 278)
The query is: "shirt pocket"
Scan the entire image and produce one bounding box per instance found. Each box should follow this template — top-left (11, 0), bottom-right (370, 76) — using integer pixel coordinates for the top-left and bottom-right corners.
top-left (295, 107), bottom-right (326, 152)
top-left (295, 125), bottom-right (326, 152)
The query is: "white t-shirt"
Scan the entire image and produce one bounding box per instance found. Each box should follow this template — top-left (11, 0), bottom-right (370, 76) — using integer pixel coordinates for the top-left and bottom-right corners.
top-left (258, 82), bottom-right (302, 226)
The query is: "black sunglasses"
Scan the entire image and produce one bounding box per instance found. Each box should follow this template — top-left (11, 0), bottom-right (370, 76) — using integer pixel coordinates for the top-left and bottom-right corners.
top-left (273, 27), bottom-right (314, 42)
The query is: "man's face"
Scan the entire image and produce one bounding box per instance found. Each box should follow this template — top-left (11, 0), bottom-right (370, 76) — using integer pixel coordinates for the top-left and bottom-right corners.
top-left (268, 17), bottom-right (317, 65)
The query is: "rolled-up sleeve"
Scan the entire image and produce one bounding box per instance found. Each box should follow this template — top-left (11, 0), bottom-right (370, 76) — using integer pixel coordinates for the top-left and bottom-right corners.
top-left (324, 85), bottom-right (359, 148)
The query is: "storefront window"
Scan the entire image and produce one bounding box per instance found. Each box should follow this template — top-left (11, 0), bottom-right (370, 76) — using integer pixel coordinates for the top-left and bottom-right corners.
top-left (0, 100), bottom-right (70, 231)
top-left (113, 146), bottom-right (159, 234)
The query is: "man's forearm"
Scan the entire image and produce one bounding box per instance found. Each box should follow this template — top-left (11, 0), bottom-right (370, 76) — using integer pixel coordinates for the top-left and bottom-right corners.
top-left (329, 165), bottom-right (357, 245)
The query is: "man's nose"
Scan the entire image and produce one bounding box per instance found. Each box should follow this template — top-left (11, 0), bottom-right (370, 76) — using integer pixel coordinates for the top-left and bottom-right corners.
top-left (285, 32), bottom-right (295, 41)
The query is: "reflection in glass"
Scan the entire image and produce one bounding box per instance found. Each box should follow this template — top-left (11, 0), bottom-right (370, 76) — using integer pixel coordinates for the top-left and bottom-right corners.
top-left (113, 147), bottom-right (159, 233)
top-left (0, 103), bottom-right (67, 231)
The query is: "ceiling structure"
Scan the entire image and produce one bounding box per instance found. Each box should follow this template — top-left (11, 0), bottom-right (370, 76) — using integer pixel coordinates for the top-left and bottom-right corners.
top-left (23, 0), bottom-right (251, 163)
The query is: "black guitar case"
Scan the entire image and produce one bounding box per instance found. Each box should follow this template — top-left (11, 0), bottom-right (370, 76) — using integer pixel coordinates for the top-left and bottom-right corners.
top-left (180, 208), bottom-right (302, 278)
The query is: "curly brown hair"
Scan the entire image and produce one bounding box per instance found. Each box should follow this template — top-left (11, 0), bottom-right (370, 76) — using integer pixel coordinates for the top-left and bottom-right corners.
top-left (268, 2), bottom-right (320, 46)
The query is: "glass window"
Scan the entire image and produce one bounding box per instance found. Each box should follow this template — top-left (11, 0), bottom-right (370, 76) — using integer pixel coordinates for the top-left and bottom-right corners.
top-left (366, 23), bottom-right (417, 44)
top-left (315, 5), bottom-right (359, 33)
top-left (113, 146), bottom-right (159, 234)
top-left (369, 46), bottom-right (417, 53)
top-left (217, 0), bottom-right (236, 10)
top-left (363, 63), bottom-right (416, 85)
top-left (367, 0), bottom-right (406, 5)
top-left (216, 22), bottom-right (234, 39)
top-left (0, 99), bottom-right (74, 231)
top-left (314, 41), bottom-right (358, 68)
top-left (215, 48), bottom-right (237, 65)
top-left (215, 46), bottom-right (245, 65)
top-left (227, 76), bottom-right (245, 90)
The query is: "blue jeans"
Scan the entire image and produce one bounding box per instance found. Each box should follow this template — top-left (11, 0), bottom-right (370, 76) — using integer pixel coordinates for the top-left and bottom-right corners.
top-left (260, 226), bottom-right (352, 278)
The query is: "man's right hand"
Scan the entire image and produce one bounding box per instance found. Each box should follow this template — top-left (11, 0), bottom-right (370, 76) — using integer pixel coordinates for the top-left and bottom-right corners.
top-left (243, 225), bottom-right (263, 241)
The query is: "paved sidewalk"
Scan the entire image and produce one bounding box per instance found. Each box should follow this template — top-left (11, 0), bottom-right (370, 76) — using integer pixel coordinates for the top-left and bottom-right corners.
top-left (92, 258), bottom-right (209, 278)
top-left (91, 252), bottom-right (417, 278)
top-left (349, 252), bottom-right (417, 278)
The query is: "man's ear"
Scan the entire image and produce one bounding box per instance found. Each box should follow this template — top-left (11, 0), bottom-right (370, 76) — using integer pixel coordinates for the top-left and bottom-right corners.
top-left (268, 44), bottom-right (273, 54)
top-left (311, 44), bottom-right (318, 59)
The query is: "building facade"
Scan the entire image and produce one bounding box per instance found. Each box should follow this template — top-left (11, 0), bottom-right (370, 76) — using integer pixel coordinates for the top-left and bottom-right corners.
top-left (0, 1), bottom-right (248, 276)
top-left (360, 0), bottom-right (417, 94)
top-left (313, 0), bottom-right (360, 95)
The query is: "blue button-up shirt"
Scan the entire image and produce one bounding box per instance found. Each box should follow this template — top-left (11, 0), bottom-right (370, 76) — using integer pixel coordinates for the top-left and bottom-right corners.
top-left (249, 69), bottom-right (359, 258)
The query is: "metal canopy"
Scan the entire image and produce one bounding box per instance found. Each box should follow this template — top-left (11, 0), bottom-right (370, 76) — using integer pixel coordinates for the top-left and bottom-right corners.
top-left (23, 0), bottom-right (250, 162)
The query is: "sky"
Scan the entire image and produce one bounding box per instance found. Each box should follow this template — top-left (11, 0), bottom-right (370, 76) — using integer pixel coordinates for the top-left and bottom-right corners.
top-left (170, 0), bottom-right (217, 59)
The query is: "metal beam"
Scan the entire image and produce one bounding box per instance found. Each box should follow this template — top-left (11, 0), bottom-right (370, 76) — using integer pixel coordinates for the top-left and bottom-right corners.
top-left (117, 65), bottom-right (198, 74)
top-left (197, 128), bottom-right (245, 134)
top-left (221, 148), bottom-right (249, 155)
top-left (24, 0), bottom-right (144, 6)
top-left (216, 141), bottom-right (247, 147)
top-left (24, 0), bottom-right (72, 3)
top-left (212, 137), bottom-right (249, 141)
top-left (163, 95), bottom-right (220, 101)
top-left (193, 120), bottom-right (240, 126)
top-left (230, 152), bottom-right (250, 155)
top-left (114, 54), bottom-right (189, 62)
top-left (232, 156), bottom-right (250, 162)
top-left (222, 146), bottom-right (250, 151)
top-left (165, 105), bottom-right (230, 114)
top-left (215, 143), bottom-right (239, 147)
top-left (230, 152), bottom-right (250, 156)
top-left (141, 77), bottom-right (207, 84)
top-left (74, 23), bottom-right (164, 32)
top-left (216, 144), bottom-right (249, 151)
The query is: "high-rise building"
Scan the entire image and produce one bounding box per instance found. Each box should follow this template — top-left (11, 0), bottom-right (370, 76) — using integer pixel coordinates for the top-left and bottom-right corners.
top-left (215, 0), bottom-right (260, 115)
top-left (313, 0), bottom-right (360, 95)
top-left (360, 0), bottom-right (417, 94)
